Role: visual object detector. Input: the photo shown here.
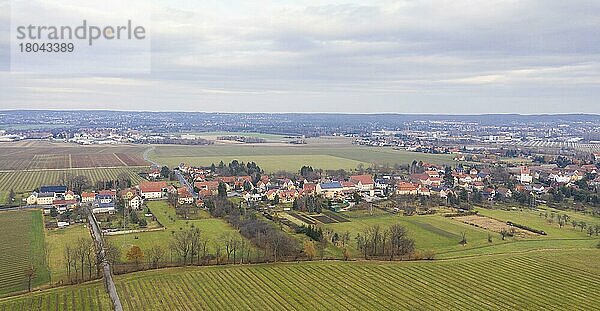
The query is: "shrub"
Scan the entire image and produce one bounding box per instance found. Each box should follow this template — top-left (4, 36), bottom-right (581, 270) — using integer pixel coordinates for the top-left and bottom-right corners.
top-left (507, 221), bottom-right (546, 235)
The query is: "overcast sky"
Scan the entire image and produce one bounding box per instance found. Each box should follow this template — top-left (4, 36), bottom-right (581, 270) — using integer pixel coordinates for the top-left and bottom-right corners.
top-left (1, 0), bottom-right (599, 114)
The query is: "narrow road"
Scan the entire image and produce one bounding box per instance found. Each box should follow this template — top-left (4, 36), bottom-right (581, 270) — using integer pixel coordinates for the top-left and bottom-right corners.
top-left (145, 146), bottom-right (197, 198)
top-left (86, 207), bottom-right (124, 311)
top-left (142, 146), bottom-right (160, 167)
top-left (175, 170), bottom-right (198, 198)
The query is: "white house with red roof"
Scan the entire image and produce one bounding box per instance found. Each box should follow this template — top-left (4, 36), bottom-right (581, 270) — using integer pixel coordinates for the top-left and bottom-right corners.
top-left (350, 174), bottom-right (374, 191)
top-left (81, 191), bottom-right (96, 203)
top-left (519, 166), bottom-right (533, 183)
top-left (177, 187), bottom-right (195, 205)
top-left (396, 182), bottom-right (418, 195)
top-left (139, 181), bottom-right (167, 199)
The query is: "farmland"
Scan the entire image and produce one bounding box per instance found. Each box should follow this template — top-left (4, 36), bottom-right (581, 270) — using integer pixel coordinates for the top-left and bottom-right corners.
top-left (317, 206), bottom-right (598, 260)
top-left (0, 141), bottom-right (148, 171)
top-left (0, 281), bottom-right (111, 310)
top-left (0, 168), bottom-right (147, 195)
top-left (106, 201), bottom-right (252, 261)
top-left (0, 141), bottom-right (150, 204)
top-left (1, 249), bottom-right (598, 310)
top-left (0, 210), bottom-right (49, 296)
top-left (149, 144), bottom-right (456, 172)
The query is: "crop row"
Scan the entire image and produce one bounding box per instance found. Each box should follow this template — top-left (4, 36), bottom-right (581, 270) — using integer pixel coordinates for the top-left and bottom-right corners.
top-left (1, 250), bottom-right (598, 310)
top-left (0, 282), bottom-right (111, 311)
top-left (0, 168), bottom-right (146, 192)
top-left (112, 250), bottom-right (600, 311)
top-left (0, 211), bottom-right (48, 296)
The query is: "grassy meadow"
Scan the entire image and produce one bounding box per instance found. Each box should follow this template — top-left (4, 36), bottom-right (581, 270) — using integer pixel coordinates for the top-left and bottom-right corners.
top-left (45, 224), bottom-right (93, 284)
top-left (106, 201), bottom-right (251, 262)
top-left (1, 249), bottom-right (598, 310)
top-left (149, 144), bottom-right (456, 172)
top-left (321, 207), bottom-right (598, 260)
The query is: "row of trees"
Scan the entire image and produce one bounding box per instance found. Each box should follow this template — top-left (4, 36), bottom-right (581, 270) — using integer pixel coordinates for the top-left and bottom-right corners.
top-left (210, 160), bottom-right (263, 179)
top-left (56, 173), bottom-right (133, 194)
top-left (63, 237), bottom-right (98, 284)
top-left (355, 224), bottom-right (415, 260)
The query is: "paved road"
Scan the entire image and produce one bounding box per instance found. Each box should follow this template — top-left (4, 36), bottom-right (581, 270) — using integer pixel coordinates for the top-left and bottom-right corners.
top-left (86, 207), bottom-right (123, 311)
top-left (175, 170), bottom-right (198, 198)
top-left (145, 146), bottom-right (197, 198)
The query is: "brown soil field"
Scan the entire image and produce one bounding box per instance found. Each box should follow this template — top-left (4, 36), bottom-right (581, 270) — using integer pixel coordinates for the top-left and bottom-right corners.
top-left (453, 215), bottom-right (537, 238)
top-left (0, 141), bottom-right (149, 170)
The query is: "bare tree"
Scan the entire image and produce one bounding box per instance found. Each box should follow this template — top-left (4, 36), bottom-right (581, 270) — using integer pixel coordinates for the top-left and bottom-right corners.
top-left (64, 246), bottom-right (74, 284)
top-left (214, 241), bottom-right (222, 264)
top-left (146, 245), bottom-right (166, 269)
top-left (24, 264), bottom-right (36, 292)
top-left (388, 224), bottom-right (414, 260)
top-left (171, 230), bottom-right (192, 265)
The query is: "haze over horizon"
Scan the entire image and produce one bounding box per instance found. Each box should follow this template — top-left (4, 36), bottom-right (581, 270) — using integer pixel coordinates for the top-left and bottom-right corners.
top-left (1, 0), bottom-right (599, 114)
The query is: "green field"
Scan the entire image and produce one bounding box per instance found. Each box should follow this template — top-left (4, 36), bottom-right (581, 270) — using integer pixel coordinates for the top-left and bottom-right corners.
top-left (150, 145), bottom-right (456, 172)
top-left (0, 168), bottom-right (147, 195)
top-left (322, 207), bottom-right (598, 260)
top-left (45, 224), bottom-right (93, 284)
top-left (1, 249), bottom-right (599, 310)
top-left (106, 201), bottom-right (251, 262)
top-left (157, 155), bottom-right (367, 173)
top-left (0, 210), bottom-right (50, 296)
top-left (0, 281), bottom-right (111, 310)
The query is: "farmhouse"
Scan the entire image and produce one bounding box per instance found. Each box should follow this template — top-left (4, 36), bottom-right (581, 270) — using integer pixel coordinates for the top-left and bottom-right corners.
top-left (128, 195), bottom-right (144, 210)
top-left (194, 181), bottom-right (220, 195)
top-left (350, 174), bottom-right (374, 191)
top-left (396, 182), bottom-right (418, 195)
top-left (92, 194), bottom-right (116, 214)
top-left (81, 191), bottom-right (96, 203)
top-left (27, 185), bottom-right (69, 205)
top-left (119, 188), bottom-right (138, 200)
top-left (139, 181), bottom-right (168, 199)
top-left (519, 166), bottom-right (533, 183)
top-left (177, 187), bottom-right (195, 205)
top-left (278, 190), bottom-right (299, 203)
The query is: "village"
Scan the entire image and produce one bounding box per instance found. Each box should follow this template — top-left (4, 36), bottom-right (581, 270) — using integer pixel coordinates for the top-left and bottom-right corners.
top-left (23, 148), bottom-right (600, 234)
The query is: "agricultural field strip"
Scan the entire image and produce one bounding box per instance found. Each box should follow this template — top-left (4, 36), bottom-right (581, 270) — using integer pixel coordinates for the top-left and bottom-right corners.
top-left (0, 165), bottom-right (148, 173)
top-left (0, 168), bottom-right (146, 193)
top-left (0, 282), bottom-right (111, 311)
top-left (2, 250), bottom-right (599, 310)
top-left (0, 211), bottom-right (48, 295)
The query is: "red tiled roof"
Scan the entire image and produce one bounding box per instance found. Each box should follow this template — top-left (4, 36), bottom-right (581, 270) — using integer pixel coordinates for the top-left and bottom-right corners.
top-left (99, 190), bottom-right (116, 197)
top-left (397, 182), bottom-right (418, 191)
top-left (82, 192), bottom-right (96, 198)
top-left (350, 174), bottom-right (374, 185)
top-left (139, 181), bottom-right (167, 193)
top-left (303, 183), bottom-right (316, 191)
top-left (178, 187), bottom-right (192, 197)
top-left (341, 181), bottom-right (355, 188)
top-left (194, 181), bottom-right (220, 190)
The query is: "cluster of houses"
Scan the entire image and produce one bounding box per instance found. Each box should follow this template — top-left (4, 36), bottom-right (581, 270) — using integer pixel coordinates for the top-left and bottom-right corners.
top-left (27, 186), bottom-right (78, 213)
top-left (395, 164), bottom-right (493, 199)
top-left (508, 163), bottom-right (599, 195)
top-left (179, 163), bottom-right (382, 203)
top-left (26, 179), bottom-right (196, 216)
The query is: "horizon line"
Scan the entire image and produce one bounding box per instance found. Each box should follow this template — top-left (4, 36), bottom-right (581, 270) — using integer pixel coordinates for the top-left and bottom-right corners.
top-left (1, 109), bottom-right (599, 116)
